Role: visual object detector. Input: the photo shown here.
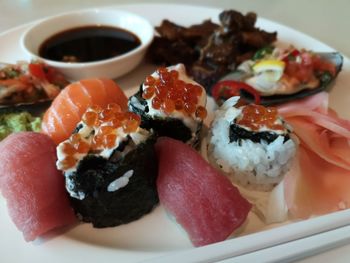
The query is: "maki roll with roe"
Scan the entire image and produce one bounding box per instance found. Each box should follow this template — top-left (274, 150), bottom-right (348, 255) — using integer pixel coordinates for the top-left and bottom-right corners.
top-left (208, 97), bottom-right (297, 191)
top-left (56, 103), bottom-right (158, 227)
top-left (128, 64), bottom-right (207, 146)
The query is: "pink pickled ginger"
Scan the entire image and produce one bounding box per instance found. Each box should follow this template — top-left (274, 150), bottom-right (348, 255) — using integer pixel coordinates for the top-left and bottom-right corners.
top-left (278, 92), bottom-right (350, 218)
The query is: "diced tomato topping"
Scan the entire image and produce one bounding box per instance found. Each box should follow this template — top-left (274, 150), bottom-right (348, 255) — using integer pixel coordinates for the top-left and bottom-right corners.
top-left (28, 63), bottom-right (47, 81)
top-left (300, 52), bottom-right (313, 66)
top-left (282, 49), bottom-right (301, 63)
top-left (45, 67), bottom-right (58, 83)
top-left (289, 49), bottom-right (300, 57)
top-left (285, 61), bottom-right (314, 83)
top-left (282, 49), bottom-right (336, 80)
top-left (18, 75), bottom-right (31, 86)
top-left (285, 52), bottom-right (336, 83)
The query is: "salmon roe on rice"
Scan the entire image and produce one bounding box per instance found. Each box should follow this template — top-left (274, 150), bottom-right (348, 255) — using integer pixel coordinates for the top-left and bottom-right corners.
top-left (237, 104), bottom-right (284, 131)
top-left (142, 67), bottom-right (207, 120)
top-left (59, 104), bottom-right (141, 170)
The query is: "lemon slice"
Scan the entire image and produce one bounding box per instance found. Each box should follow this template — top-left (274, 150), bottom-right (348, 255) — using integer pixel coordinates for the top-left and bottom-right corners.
top-left (252, 60), bottom-right (285, 82)
top-left (246, 59), bottom-right (286, 94)
top-left (253, 59), bottom-right (285, 73)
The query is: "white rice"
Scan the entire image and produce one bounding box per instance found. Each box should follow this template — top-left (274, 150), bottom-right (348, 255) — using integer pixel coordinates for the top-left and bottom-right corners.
top-left (208, 97), bottom-right (297, 191)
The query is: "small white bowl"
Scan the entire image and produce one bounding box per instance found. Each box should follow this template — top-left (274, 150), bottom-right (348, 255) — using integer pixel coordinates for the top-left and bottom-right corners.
top-left (21, 9), bottom-right (154, 80)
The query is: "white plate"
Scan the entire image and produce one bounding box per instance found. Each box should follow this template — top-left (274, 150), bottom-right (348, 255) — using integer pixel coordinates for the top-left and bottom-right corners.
top-left (1, 3), bottom-right (350, 263)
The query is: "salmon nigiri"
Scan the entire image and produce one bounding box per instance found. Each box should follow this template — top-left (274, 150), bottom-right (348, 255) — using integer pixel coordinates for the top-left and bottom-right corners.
top-left (42, 78), bottom-right (128, 144)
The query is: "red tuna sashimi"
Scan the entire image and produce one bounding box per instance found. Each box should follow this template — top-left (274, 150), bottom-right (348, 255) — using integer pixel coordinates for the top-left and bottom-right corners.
top-left (155, 137), bottom-right (251, 247)
top-left (0, 132), bottom-right (76, 241)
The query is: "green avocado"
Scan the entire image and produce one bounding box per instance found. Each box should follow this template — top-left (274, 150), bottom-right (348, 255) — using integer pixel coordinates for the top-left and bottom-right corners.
top-left (0, 111), bottom-right (41, 141)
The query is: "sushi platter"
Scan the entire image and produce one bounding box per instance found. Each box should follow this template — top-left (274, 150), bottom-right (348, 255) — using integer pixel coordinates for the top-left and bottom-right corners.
top-left (1, 3), bottom-right (350, 263)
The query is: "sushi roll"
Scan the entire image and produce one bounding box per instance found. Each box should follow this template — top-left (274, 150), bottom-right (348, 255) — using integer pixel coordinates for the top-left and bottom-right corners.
top-left (207, 97), bottom-right (297, 191)
top-left (128, 64), bottom-right (207, 146)
top-left (56, 103), bottom-right (158, 227)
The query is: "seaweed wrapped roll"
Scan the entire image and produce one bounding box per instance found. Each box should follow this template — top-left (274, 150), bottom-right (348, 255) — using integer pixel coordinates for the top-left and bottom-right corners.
top-left (128, 64), bottom-right (207, 146)
top-left (56, 103), bottom-right (158, 227)
top-left (208, 97), bottom-right (297, 191)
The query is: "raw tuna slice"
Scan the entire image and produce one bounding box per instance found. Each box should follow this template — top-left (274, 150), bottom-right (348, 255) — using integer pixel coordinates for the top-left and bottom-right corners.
top-left (0, 132), bottom-right (76, 241)
top-left (155, 137), bottom-right (251, 247)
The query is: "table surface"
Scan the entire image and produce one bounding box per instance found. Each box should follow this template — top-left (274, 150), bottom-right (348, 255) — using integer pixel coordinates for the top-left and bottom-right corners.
top-left (0, 0), bottom-right (349, 262)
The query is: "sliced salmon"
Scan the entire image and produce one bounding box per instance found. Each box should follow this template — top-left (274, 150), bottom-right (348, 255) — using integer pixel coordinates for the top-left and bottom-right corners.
top-left (42, 78), bottom-right (128, 144)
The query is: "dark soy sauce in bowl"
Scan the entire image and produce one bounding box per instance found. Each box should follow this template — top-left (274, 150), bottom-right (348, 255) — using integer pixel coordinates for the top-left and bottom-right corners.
top-left (39, 25), bottom-right (141, 63)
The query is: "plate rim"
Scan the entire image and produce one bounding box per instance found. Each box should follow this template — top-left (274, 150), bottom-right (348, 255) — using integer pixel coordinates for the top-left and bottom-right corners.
top-left (0, 3), bottom-right (350, 263)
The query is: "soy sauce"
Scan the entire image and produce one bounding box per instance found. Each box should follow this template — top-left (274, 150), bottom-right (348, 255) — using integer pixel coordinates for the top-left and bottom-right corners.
top-left (39, 25), bottom-right (141, 63)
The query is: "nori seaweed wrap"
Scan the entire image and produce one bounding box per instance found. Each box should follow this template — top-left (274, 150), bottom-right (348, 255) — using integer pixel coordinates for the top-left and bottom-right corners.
top-left (56, 104), bottom-right (159, 227)
top-left (68, 137), bottom-right (158, 227)
top-left (207, 97), bottom-right (297, 191)
top-left (128, 64), bottom-right (207, 147)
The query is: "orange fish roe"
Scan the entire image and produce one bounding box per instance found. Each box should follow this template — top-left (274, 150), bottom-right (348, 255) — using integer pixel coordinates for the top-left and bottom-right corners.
top-left (59, 103), bottom-right (142, 170)
top-left (161, 98), bottom-right (175, 114)
top-left (195, 106), bottom-right (208, 120)
top-left (143, 67), bottom-right (207, 120)
top-left (152, 96), bottom-right (162, 110)
top-left (91, 134), bottom-right (103, 151)
top-left (82, 111), bottom-right (99, 127)
top-left (62, 142), bottom-right (76, 155)
top-left (107, 103), bottom-right (122, 113)
top-left (99, 108), bottom-right (115, 122)
top-left (103, 134), bottom-right (117, 148)
top-left (76, 140), bottom-right (90, 154)
top-left (142, 86), bottom-right (155, 99)
top-left (100, 126), bottom-right (114, 135)
top-left (60, 156), bottom-right (78, 170)
top-left (236, 104), bottom-right (285, 131)
top-left (70, 133), bottom-right (82, 145)
top-left (122, 112), bottom-right (141, 133)
top-left (174, 99), bottom-right (184, 111)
